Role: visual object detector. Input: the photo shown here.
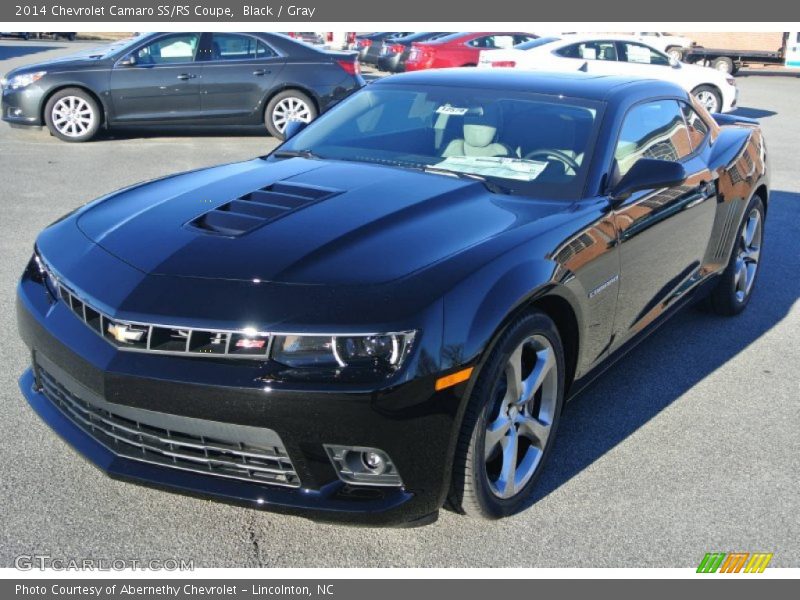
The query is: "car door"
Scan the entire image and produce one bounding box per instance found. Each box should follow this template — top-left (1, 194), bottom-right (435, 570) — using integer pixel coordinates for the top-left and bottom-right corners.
top-left (609, 99), bottom-right (717, 349)
top-left (613, 41), bottom-right (673, 78)
top-left (109, 33), bottom-right (203, 123)
top-left (199, 33), bottom-right (284, 120)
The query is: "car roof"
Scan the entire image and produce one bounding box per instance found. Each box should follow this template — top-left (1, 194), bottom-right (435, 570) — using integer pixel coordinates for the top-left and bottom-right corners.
top-left (374, 68), bottom-right (684, 104)
top-left (544, 33), bottom-right (664, 47)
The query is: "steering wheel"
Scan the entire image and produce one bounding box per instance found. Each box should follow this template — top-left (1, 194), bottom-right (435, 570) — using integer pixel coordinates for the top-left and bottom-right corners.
top-left (523, 149), bottom-right (580, 173)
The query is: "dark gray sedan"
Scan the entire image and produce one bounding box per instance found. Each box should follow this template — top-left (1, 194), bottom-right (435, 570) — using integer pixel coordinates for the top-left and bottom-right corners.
top-left (1, 32), bottom-right (363, 141)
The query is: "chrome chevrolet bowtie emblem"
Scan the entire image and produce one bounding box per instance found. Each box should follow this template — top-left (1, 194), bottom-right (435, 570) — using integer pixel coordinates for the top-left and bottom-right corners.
top-left (107, 323), bottom-right (145, 344)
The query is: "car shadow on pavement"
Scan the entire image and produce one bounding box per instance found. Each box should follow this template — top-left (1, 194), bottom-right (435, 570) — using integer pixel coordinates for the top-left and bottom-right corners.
top-left (733, 107), bottom-right (778, 119)
top-left (0, 44), bottom-right (61, 61)
top-left (524, 189), bottom-right (800, 508)
top-left (102, 126), bottom-right (272, 140)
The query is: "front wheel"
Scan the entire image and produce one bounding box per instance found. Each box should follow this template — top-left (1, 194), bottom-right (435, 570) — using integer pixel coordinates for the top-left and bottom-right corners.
top-left (692, 85), bottom-right (722, 113)
top-left (44, 88), bottom-right (101, 142)
top-left (708, 196), bottom-right (765, 316)
top-left (264, 90), bottom-right (317, 140)
top-left (449, 311), bottom-right (565, 519)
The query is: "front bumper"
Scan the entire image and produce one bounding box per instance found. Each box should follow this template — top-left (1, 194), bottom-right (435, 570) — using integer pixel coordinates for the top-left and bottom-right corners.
top-left (1, 84), bottom-right (44, 125)
top-left (17, 272), bottom-right (467, 526)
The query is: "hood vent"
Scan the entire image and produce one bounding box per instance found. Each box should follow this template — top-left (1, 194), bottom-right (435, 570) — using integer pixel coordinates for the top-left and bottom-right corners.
top-left (188, 181), bottom-right (342, 236)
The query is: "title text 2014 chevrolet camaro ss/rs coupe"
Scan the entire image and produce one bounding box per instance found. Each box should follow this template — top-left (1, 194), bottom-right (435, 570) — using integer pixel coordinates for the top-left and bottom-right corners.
top-left (17, 70), bottom-right (768, 526)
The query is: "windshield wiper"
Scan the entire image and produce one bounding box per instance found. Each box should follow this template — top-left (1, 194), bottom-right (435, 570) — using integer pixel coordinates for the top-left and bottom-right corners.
top-left (422, 166), bottom-right (510, 195)
top-left (272, 149), bottom-right (321, 160)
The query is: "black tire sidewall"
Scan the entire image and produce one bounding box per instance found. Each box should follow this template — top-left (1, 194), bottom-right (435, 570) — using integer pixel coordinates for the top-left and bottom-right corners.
top-left (44, 88), bottom-right (101, 143)
top-left (460, 311), bottom-right (565, 518)
top-left (711, 195), bottom-right (765, 315)
top-left (264, 90), bottom-right (317, 140)
top-left (694, 85), bottom-right (722, 114)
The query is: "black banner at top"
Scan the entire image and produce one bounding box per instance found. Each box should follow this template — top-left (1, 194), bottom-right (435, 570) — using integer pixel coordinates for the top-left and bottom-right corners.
top-left (2, 0), bottom-right (798, 22)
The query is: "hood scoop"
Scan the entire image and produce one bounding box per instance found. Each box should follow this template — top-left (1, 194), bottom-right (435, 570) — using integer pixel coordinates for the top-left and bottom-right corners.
top-left (188, 180), bottom-right (343, 237)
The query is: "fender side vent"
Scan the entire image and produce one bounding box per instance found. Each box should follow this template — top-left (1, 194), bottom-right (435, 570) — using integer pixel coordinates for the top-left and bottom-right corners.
top-left (714, 201), bottom-right (739, 260)
top-left (188, 181), bottom-right (342, 236)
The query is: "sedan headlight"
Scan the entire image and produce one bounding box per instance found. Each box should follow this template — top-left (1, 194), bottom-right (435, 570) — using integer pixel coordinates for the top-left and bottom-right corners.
top-left (272, 332), bottom-right (415, 370)
top-left (4, 71), bottom-right (46, 90)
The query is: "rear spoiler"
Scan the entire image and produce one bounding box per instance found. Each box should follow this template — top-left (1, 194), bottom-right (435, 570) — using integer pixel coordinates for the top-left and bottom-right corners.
top-left (711, 113), bottom-right (759, 127)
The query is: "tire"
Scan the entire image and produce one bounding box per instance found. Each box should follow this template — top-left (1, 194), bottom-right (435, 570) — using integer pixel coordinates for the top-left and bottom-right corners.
top-left (449, 310), bottom-right (565, 519)
top-left (692, 85), bottom-right (722, 114)
top-left (44, 88), bottom-right (101, 143)
top-left (666, 46), bottom-right (684, 61)
top-left (264, 90), bottom-right (317, 140)
top-left (712, 56), bottom-right (735, 74)
top-left (708, 195), bottom-right (765, 316)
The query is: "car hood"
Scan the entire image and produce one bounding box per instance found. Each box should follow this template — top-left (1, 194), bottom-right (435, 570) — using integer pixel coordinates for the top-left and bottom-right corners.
top-left (10, 53), bottom-right (111, 76)
top-left (74, 157), bottom-right (567, 286)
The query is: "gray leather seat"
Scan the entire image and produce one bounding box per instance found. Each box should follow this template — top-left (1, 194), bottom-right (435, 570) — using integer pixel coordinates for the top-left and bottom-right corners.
top-left (441, 105), bottom-right (511, 158)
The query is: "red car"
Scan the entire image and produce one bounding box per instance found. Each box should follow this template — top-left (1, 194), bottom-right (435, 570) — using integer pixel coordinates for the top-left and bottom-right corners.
top-left (405, 32), bottom-right (537, 71)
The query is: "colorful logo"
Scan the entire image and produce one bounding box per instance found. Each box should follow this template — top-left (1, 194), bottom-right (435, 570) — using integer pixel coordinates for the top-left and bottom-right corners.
top-left (697, 552), bottom-right (773, 573)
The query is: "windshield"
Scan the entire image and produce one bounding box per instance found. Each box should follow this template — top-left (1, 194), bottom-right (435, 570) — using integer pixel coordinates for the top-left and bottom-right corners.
top-left (277, 84), bottom-right (602, 199)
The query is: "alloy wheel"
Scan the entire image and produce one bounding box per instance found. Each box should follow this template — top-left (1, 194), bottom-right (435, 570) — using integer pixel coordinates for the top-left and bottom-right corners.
top-left (51, 96), bottom-right (95, 138)
top-left (695, 90), bottom-right (719, 113)
top-left (272, 97), bottom-right (313, 133)
top-left (484, 334), bottom-right (558, 499)
top-left (734, 208), bottom-right (762, 303)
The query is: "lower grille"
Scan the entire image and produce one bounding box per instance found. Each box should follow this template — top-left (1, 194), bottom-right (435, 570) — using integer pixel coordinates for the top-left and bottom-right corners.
top-left (37, 367), bottom-right (300, 488)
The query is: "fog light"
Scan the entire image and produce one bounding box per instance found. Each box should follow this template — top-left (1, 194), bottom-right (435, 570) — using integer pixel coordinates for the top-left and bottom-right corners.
top-left (12, 108), bottom-right (23, 116)
top-left (324, 444), bottom-right (402, 487)
top-left (362, 451), bottom-right (384, 472)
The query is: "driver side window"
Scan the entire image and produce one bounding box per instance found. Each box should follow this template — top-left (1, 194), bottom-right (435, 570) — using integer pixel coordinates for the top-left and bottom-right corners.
top-left (135, 33), bottom-right (200, 65)
top-left (615, 100), bottom-right (692, 179)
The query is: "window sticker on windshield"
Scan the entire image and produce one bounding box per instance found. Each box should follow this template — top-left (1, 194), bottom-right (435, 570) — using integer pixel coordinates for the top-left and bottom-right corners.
top-left (436, 104), bottom-right (469, 116)
top-left (436, 157), bottom-right (550, 181)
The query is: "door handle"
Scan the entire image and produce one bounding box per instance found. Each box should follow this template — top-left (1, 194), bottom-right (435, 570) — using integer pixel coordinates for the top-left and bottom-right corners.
top-left (252, 69), bottom-right (270, 76)
top-left (176, 73), bottom-right (196, 80)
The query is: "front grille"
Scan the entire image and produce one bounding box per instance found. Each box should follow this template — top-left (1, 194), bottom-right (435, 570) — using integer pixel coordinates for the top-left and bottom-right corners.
top-left (188, 181), bottom-right (342, 236)
top-left (33, 254), bottom-right (271, 359)
top-left (37, 366), bottom-right (301, 488)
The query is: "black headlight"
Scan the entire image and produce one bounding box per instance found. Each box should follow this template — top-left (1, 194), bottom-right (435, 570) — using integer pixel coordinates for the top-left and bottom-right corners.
top-left (271, 332), bottom-right (415, 370)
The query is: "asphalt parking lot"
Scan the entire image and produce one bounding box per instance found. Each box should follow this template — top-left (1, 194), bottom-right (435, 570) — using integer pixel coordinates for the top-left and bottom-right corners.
top-left (1, 39), bottom-right (798, 568)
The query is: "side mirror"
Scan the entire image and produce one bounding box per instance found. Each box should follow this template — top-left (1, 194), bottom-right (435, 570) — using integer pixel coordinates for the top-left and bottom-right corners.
top-left (669, 57), bottom-right (681, 68)
top-left (283, 120), bottom-right (308, 140)
top-left (118, 53), bottom-right (137, 67)
top-left (609, 159), bottom-right (687, 203)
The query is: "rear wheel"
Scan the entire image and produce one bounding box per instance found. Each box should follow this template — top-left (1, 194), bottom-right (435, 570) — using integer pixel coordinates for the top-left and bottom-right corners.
top-left (712, 56), bottom-right (735, 74)
top-left (666, 46), bottom-right (684, 61)
top-left (708, 196), bottom-right (765, 316)
top-left (264, 90), bottom-right (317, 140)
top-left (44, 88), bottom-right (101, 142)
top-left (450, 311), bottom-right (565, 519)
top-left (692, 85), bottom-right (722, 113)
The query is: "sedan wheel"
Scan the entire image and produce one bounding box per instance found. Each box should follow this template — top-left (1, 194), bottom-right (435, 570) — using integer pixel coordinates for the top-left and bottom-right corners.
top-left (44, 87), bottom-right (101, 142)
top-left (484, 335), bottom-right (558, 499)
top-left (693, 85), bottom-right (722, 114)
top-left (265, 90), bottom-right (318, 139)
top-left (52, 96), bottom-right (95, 139)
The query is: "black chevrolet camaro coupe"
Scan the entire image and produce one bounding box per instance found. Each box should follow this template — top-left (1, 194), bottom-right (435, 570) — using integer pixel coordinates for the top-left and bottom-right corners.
top-left (1, 32), bottom-right (363, 141)
top-left (17, 70), bottom-right (768, 525)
